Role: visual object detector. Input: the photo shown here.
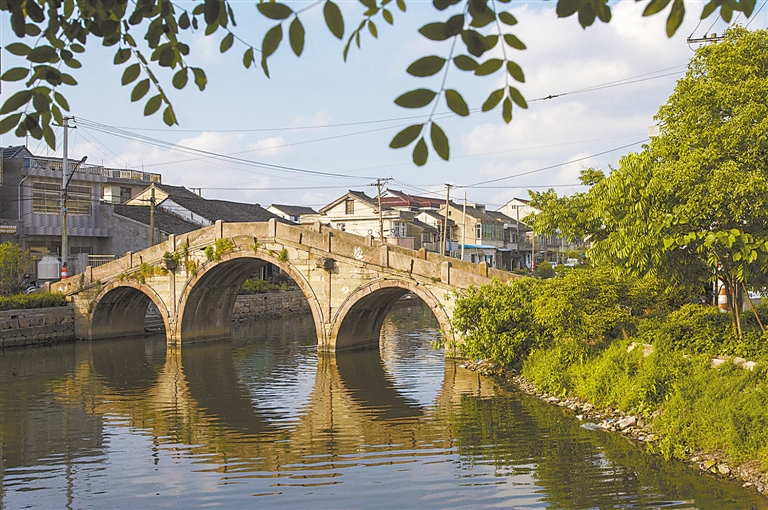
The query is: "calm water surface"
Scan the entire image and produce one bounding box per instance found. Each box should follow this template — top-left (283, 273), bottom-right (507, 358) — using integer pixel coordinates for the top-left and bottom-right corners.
top-left (2, 302), bottom-right (766, 509)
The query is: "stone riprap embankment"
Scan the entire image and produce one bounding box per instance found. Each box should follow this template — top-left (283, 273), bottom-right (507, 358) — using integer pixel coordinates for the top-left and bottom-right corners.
top-left (0, 305), bottom-right (74, 348)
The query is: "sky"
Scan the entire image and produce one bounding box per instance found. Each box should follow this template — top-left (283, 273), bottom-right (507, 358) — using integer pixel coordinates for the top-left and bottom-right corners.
top-left (1, 0), bottom-right (767, 211)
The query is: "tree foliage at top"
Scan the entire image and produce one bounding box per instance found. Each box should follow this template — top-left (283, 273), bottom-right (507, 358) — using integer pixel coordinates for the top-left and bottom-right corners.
top-left (528, 27), bottom-right (768, 336)
top-left (0, 0), bottom-right (759, 165)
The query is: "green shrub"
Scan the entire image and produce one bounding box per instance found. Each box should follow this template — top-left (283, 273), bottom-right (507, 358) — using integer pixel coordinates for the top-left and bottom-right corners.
top-left (533, 268), bottom-right (633, 343)
top-left (536, 260), bottom-right (555, 279)
top-left (452, 278), bottom-right (543, 367)
top-left (0, 292), bottom-right (67, 311)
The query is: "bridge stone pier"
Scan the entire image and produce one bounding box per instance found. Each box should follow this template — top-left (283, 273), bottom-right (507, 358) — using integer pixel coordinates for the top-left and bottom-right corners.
top-left (52, 220), bottom-right (519, 351)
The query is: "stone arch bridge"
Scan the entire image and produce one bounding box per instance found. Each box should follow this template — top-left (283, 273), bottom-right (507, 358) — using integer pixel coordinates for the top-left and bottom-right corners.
top-left (52, 220), bottom-right (518, 351)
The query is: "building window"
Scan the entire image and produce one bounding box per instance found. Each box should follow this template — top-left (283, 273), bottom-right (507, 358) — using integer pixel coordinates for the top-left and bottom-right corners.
top-left (345, 199), bottom-right (354, 214)
top-left (475, 223), bottom-right (482, 240)
top-left (32, 182), bottom-right (61, 214)
top-left (67, 185), bottom-right (92, 215)
top-left (120, 187), bottom-right (132, 203)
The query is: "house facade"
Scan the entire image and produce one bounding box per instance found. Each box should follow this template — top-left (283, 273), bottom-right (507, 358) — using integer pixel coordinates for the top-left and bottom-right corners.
top-left (301, 190), bottom-right (439, 251)
top-left (439, 202), bottom-right (529, 269)
top-left (498, 197), bottom-right (576, 267)
top-left (0, 146), bottom-right (161, 258)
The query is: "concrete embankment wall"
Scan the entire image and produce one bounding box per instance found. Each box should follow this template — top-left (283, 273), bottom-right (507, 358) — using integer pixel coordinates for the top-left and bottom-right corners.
top-left (1, 291), bottom-right (311, 348)
top-left (0, 305), bottom-right (75, 348)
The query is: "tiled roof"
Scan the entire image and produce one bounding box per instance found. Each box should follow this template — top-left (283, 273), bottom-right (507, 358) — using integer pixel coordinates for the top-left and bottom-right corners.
top-left (2, 146), bottom-right (30, 159)
top-left (382, 189), bottom-right (445, 209)
top-left (269, 204), bottom-right (317, 216)
top-left (319, 190), bottom-right (384, 214)
top-left (169, 194), bottom-right (284, 223)
top-left (410, 218), bottom-right (438, 232)
top-left (114, 205), bottom-right (199, 235)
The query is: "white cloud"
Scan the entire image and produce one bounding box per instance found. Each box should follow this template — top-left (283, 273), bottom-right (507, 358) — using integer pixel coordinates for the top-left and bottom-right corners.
top-left (246, 136), bottom-right (288, 157)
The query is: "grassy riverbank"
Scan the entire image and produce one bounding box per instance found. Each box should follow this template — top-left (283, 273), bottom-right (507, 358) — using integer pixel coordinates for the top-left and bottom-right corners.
top-left (451, 268), bottom-right (768, 473)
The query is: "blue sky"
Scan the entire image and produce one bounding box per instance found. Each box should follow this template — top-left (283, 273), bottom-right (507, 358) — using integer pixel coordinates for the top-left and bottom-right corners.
top-left (1, 1), bottom-right (766, 210)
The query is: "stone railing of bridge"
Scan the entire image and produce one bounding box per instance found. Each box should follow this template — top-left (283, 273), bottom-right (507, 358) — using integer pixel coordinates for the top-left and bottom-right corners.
top-left (52, 219), bottom-right (519, 350)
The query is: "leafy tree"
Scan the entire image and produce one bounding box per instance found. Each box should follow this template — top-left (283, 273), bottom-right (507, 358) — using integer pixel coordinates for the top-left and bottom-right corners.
top-left (0, 242), bottom-right (32, 295)
top-left (528, 27), bottom-right (768, 337)
top-left (0, 0), bottom-right (759, 165)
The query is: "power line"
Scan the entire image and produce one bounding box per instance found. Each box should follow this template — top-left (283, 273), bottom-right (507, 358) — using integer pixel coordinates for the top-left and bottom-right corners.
top-left (461, 139), bottom-right (648, 188)
top-left (746, 0), bottom-right (768, 28)
top-left (76, 118), bottom-right (378, 181)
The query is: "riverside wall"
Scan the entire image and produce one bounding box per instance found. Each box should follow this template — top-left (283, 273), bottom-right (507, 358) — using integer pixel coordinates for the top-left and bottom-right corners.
top-left (0, 305), bottom-right (75, 348)
top-left (1, 291), bottom-right (310, 348)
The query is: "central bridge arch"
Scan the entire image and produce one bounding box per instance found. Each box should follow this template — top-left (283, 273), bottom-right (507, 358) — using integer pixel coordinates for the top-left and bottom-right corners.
top-left (175, 251), bottom-right (325, 343)
top-left (329, 279), bottom-right (452, 351)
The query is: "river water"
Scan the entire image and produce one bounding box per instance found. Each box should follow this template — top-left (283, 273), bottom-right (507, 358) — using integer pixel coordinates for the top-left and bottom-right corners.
top-left (2, 301), bottom-right (766, 509)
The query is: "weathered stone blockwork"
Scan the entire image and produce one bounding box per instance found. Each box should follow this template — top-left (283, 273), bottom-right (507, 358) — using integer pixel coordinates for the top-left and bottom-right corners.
top-left (0, 306), bottom-right (74, 348)
top-left (233, 291), bottom-right (310, 321)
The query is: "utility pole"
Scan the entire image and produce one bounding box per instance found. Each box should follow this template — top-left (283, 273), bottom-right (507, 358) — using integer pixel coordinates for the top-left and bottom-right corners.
top-left (60, 117), bottom-right (86, 273)
top-left (61, 117), bottom-right (70, 268)
top-left (369, 178), bottom-right (391, 243)
top-left (149, 185), bottom-right (156, 247)
top-left (461, 192), bottom-right (467, 261)
top-left (441, 183), bottom-right (452, 256)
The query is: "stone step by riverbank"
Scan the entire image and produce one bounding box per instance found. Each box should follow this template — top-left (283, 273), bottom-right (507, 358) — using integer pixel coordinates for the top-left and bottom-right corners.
top-left (461, 359), bottom-right (768, 497)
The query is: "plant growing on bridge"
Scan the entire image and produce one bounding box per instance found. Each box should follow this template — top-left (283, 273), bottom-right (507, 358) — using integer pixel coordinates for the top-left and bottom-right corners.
top-left (204, 238), bottom-right (235, 262)
top-left (186, 259), bottom-right (198, 277)
top-left (118, 262), bottom-right (168, 284)
top-left (278, 248), bottom-right (289, 263)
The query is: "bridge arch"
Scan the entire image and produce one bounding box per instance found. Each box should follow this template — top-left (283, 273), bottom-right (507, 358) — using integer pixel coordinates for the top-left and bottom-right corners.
top-left (175, 250), bottom-right (325, 343)
top-left (329, 279), bottom-right (451, 351)
top-left (89, 281), bottom-right (171, 340)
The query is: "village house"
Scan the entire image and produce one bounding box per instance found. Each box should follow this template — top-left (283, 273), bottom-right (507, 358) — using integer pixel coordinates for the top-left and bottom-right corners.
top-left (0, 145), bottom-right (161, 262)
top-left (301, 190), bottom-right (440, 251)
top-left (440, 202), bottom-right (529, 270)
top-left (497, 197), bottom-right (578, 267)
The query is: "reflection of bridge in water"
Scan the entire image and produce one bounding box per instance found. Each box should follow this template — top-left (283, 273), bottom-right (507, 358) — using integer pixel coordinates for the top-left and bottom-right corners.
top-left (52, 220), bottom-right (518, 350)
top-left (46, 330), bottom-right (498, 474)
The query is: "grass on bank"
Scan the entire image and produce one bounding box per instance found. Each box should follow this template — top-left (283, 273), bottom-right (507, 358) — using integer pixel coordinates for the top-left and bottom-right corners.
top-left (451, 268), bottom-right (768, 467)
